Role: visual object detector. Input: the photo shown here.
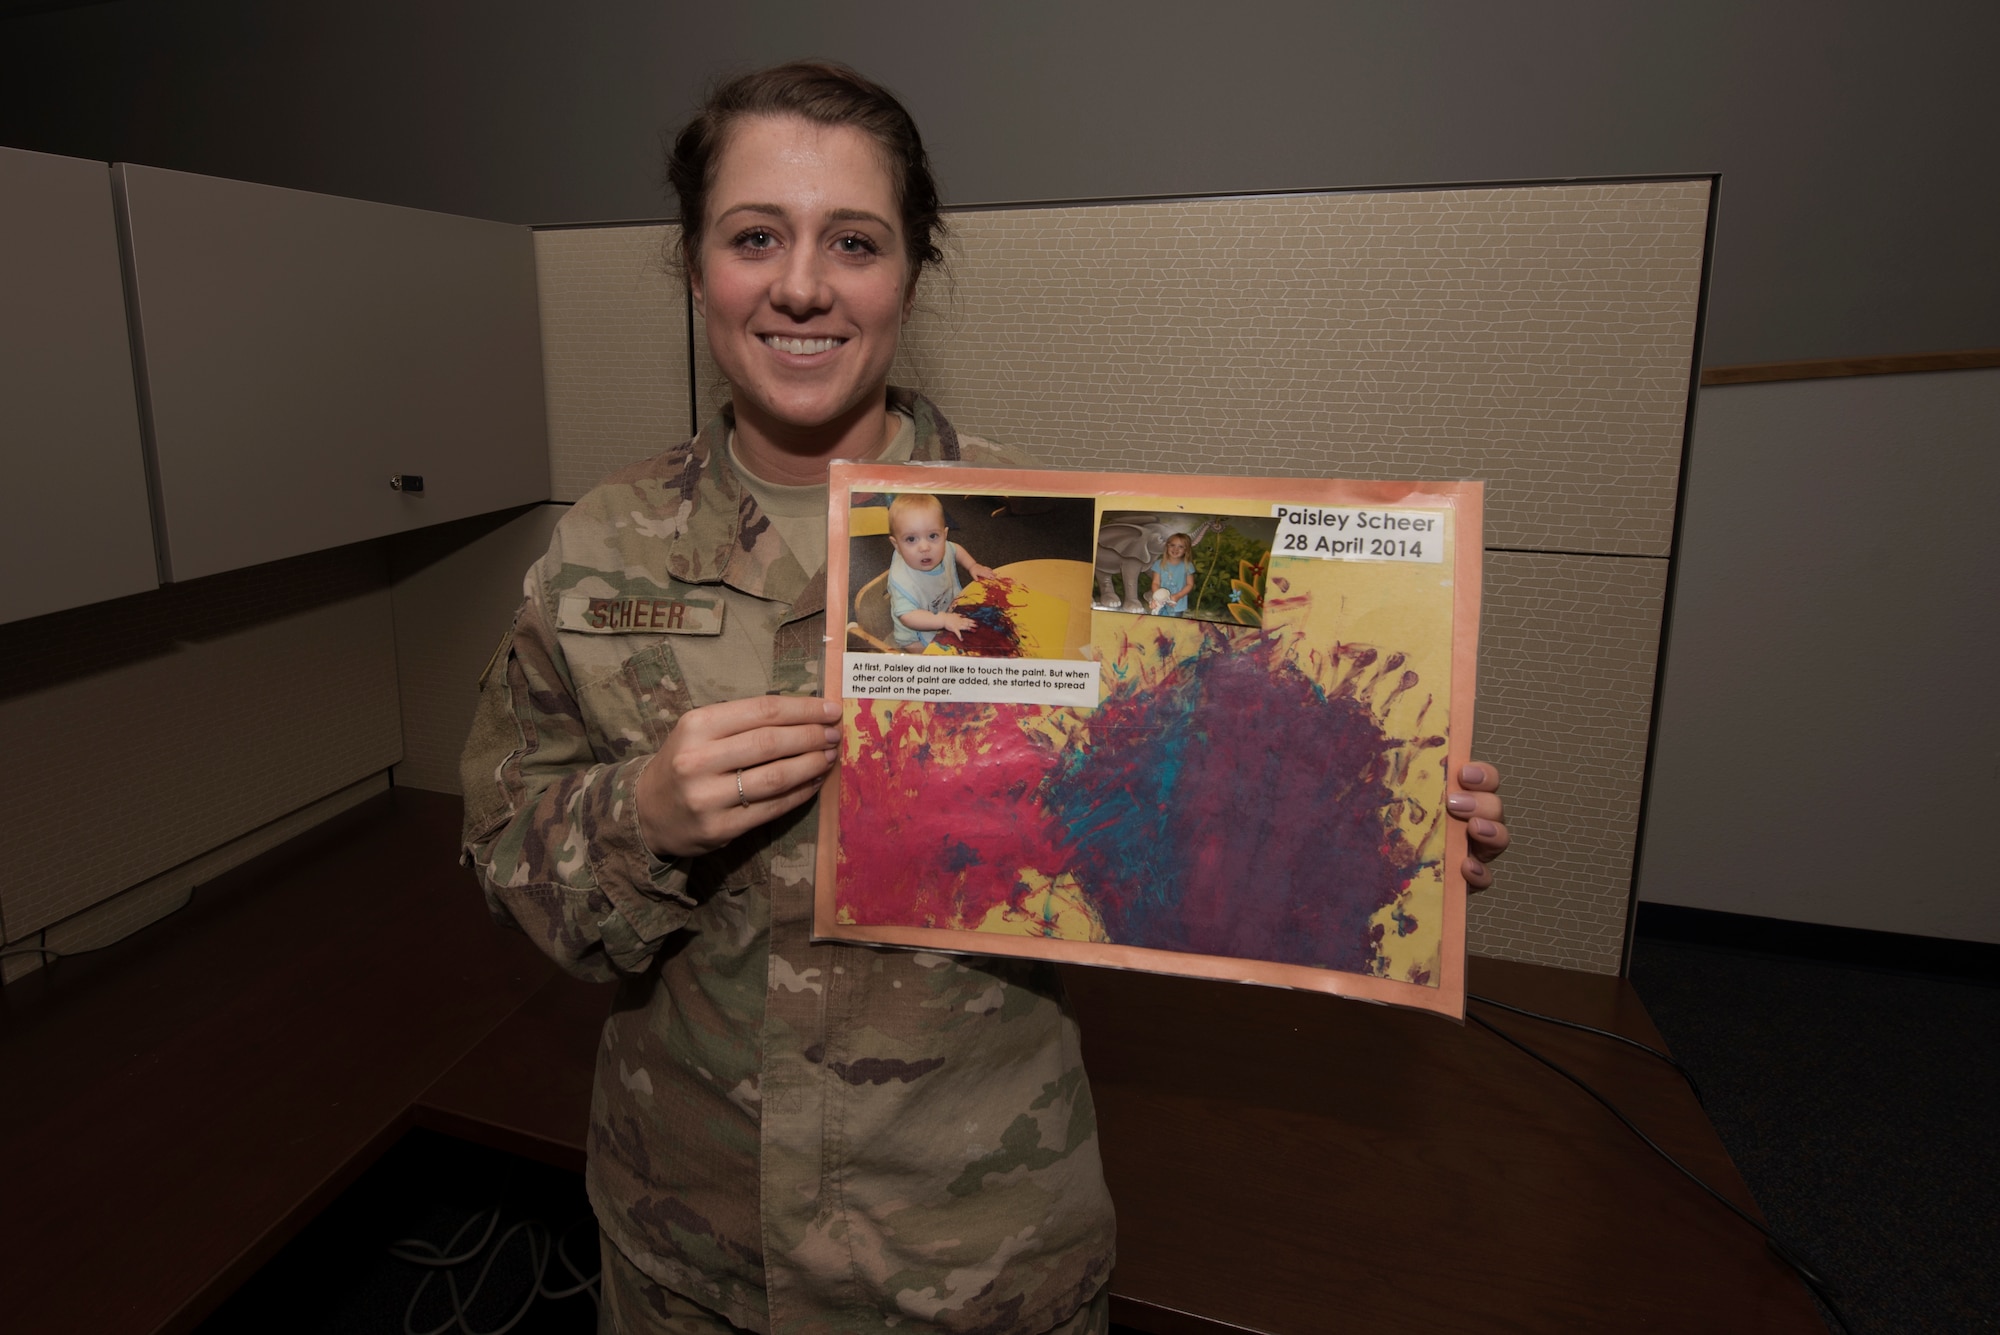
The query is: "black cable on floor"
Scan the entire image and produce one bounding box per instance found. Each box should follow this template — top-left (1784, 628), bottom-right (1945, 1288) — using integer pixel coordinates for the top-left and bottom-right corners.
top-left (390, 1206), bottom-right (600, 1335)
top-left (1466, 991), bottom-right (1705, 1105)
top-left (1467, 1009), bottom-right (1856, 1335)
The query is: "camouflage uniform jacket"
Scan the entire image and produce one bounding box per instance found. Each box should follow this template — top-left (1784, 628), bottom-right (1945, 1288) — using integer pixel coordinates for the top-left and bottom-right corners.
top-left (460, 389), bottom-right (1115, 1335)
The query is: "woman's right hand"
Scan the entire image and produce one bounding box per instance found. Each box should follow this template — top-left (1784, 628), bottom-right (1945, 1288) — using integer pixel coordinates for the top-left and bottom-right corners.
top-left (637, 696), bottom-right (842, 858)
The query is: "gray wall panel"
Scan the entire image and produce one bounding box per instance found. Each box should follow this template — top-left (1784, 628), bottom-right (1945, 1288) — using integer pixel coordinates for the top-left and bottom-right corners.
top-left (1, 0), bottom-right (1993, 365)
top-left (0, 146), bottom-right (156, 623)
top-left (1638, 371), bottom-right (2000, 943)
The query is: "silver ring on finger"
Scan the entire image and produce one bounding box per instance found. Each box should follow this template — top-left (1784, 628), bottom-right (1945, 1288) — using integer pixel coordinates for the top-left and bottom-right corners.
top-left (735, 769), bottom-right (749, 808)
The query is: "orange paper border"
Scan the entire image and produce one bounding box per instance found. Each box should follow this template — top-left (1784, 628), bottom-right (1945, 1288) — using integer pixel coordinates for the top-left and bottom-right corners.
top-left (815, 462), bottom-right (1483, 1020)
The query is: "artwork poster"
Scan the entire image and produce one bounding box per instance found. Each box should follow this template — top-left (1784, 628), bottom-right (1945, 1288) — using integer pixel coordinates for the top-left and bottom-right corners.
top-left (815, 462), bottom-right (1483, 1019)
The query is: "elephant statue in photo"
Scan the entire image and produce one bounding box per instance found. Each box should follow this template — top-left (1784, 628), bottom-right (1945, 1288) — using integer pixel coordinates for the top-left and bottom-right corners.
top-left (1094, 515), bottom-right (1220, 612)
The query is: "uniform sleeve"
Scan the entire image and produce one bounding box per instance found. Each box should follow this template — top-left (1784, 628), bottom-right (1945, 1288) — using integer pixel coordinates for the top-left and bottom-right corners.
top-left (459, 561), bottom-right (697, 981)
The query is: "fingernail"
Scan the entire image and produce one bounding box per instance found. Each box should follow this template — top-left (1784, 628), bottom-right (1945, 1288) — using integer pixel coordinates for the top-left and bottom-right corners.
top-left (822, 700), bottom-right (842, 719)
top-left (824, 726), bottom-right (841, 745)
top-left (1461, 764), bottom-right (1487, 786)
top-left (1471, 818), bottom-right (1497, 839)
top-left (1446, 793), bottom-right (1476, 815)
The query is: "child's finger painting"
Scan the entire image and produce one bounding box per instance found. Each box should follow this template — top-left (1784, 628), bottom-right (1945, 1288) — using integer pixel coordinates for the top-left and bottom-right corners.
top-left (820, 466), bottom-right (1482, 1019)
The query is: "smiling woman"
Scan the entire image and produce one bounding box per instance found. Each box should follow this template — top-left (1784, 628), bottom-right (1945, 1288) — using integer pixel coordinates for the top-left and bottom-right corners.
top-left (460, 59), bottom-right (1506, 1335)
top-left (461, 63), bottom-right (1123, 1335)
top-left (685, 114), bottom-right (915, 482)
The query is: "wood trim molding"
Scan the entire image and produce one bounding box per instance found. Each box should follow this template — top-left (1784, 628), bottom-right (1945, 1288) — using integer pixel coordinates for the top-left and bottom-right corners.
top-left (1702, 347), bottom-right (2000, 386)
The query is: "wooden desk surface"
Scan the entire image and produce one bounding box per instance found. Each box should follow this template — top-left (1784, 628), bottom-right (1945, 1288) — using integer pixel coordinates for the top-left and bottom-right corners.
top-left (0, 789), bottom-right (551, 1335)
top-left (1070, 963), bottom-right (1822, 1333)
top-left (0, 791), bottom-right (1824, 1334)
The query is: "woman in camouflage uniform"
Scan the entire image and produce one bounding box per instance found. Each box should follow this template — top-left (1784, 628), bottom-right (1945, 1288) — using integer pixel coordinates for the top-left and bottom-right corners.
top-left (460, 62), bottom-right (1511, 1335)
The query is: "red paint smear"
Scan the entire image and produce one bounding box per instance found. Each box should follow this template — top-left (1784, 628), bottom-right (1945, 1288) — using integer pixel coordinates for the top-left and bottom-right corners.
top-left (836, 699), bottom-right (1073, 927)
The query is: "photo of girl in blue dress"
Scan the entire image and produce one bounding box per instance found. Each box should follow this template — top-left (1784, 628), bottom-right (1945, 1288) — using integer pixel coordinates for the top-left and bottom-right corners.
top-left (1094, 510), bottom-right (1279, 627)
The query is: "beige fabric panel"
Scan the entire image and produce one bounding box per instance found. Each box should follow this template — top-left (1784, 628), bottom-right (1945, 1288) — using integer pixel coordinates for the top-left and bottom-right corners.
top-left (0, 589), bottom-right (402, 939)
top-left (536, 224), bottom-right (691, 501)
top-left (1469, 552), bottom-right (1668, 972)
top-left (0, 774), bottom-right (389, 984)
top-left (392, 505), bottom-right (568, 794)
top-left (649, 183), bottom-right (1702, 972)
top-left (696, 181), bottom-right (1707, 555)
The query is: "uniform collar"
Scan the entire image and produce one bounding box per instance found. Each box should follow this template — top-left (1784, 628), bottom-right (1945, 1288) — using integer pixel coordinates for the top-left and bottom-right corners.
top-left (662, 388), bottom-right (961, 616)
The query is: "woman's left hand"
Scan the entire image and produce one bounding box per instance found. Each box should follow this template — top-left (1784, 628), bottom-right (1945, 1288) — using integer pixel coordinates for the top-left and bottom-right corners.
top-left (1447, 761), bottom-right (1509, 893)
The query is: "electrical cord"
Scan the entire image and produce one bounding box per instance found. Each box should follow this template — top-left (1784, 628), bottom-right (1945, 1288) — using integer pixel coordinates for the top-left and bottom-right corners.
top-left (390, 1207), bottom-right (601, 1335)
top-left (392, 1208), bottom-right (501, 1269)
top-left (1467, 1008), bottom-right (1857, 1335)
top-left (1467, 991), bottom-right (1705, 1105)
top-left (3, 888), bottom-right (202, 968)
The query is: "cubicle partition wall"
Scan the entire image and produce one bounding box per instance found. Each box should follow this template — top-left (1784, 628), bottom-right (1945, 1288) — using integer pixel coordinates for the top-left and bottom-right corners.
top-left (694, 180), bottom-right (1704, 972)
top-left (2, 171), bottom-right (1710, 982)
top-left (535, 224), bottom-right (695, 503)
top-left (0, 155), bottom-right (548, 981)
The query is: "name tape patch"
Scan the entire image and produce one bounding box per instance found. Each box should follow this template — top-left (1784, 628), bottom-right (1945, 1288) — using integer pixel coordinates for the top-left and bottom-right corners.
top-left (557, 593), bottom-right (724, 636)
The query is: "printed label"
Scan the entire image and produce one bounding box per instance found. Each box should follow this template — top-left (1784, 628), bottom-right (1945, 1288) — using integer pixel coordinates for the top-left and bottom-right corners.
top-left (1270, 506), bottom-right (1446, 563)
top-left (844, 654), bottom-right (1100, 708)
top-left (557, 593), bottom-right (724, 635)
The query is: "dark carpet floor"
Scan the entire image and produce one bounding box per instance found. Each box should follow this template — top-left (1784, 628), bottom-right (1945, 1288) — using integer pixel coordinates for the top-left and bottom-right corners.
top-left (1627, 936), bottom-right (2000, 1335)
top-left (195, 1130), bottom-right (599, 1335)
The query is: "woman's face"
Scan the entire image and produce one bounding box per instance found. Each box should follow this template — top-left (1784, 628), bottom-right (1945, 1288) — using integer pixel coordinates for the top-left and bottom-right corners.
top-left (689, 114), bottom-right (912, 447)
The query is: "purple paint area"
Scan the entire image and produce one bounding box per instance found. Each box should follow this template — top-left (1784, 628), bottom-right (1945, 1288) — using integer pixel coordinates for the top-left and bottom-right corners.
top-left (839, 618), bottom-right (1433, 977)
top-left (1044, 633), bottom-right (1423, 972)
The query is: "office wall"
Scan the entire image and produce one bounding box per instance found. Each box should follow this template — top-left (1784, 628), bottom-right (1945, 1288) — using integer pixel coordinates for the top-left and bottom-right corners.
top-left (5, 0), bottom-right (1993, 958)
top-left (390, 505), bottom-right (568, 795)
top-left (588, 179), bottom-right (1713, 974)
top-left (0, 546), bottom-right (403, 981)
top-left (0, 0), bottom-right (1996, 367)
top-left (1637, 369), bottom-right (2000, 943)
top-left (535, 225), bottom-right (694, 499)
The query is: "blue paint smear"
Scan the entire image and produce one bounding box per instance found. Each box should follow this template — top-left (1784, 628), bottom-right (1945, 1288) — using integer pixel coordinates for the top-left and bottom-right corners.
top-left (1039, 636), bottom-right (1421, 973)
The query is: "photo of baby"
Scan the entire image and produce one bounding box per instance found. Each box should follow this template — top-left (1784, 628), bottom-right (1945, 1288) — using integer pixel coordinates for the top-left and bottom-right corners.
top-left (883, 493), bottom-right (996, 648)
top-left (1095, 511), bottom-right (1280, 627)
top-left (845, 492), bottom-right (1097, 659)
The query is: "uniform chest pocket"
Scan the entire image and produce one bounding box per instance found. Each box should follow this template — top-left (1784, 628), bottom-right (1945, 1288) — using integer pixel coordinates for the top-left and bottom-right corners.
top-left (569, 635), bottom-right (696, 761)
